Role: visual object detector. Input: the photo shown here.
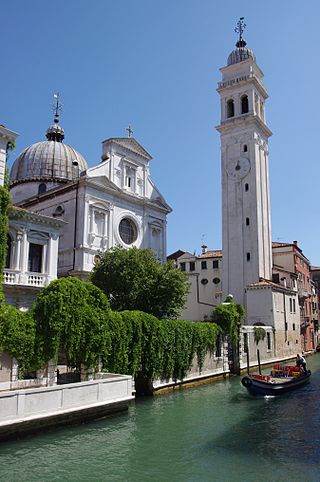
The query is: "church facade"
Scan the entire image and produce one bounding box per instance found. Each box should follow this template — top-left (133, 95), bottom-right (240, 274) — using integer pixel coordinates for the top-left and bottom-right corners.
top-left (9, 110), bottom-right (171, 281)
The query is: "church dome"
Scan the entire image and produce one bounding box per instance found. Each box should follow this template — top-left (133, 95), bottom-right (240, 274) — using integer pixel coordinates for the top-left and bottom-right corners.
top-left (10, 113), bottom-right (88, 186)
top-left (227, 33), bottom-right (256, 66)
top-left (227, 46), bottom-right (255, 66)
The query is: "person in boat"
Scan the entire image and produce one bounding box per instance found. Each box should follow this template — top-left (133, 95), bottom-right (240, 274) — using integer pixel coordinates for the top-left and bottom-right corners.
top-left (296, 353), bottom-right (307, 373)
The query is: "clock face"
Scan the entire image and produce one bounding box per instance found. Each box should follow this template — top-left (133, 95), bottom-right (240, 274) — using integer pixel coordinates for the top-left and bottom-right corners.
top-left (226, 158), bottom-right (251, 181)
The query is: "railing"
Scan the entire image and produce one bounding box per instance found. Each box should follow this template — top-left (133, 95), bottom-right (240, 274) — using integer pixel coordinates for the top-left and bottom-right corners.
top-left (3, 270), bottom-right (49, 288)
top-left (27, 273), bottom-right (47, 286)
top-left (301, 316), bottom-right (310, 329)
top-left (298, 288), bottom-right (309, 298)
top-left (4, 270), bottom-right (19, 284)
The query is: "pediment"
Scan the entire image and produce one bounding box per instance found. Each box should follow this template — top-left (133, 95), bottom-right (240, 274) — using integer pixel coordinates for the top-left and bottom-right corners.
top-left (85, 175), bottom-right (121, 193)
top-left (105, 138), bottom-right (152, 160)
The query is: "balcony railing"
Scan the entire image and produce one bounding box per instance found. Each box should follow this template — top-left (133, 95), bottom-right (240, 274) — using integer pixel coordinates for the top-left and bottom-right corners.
top-left (4, 269), bottom-right (49, 288)
top-left (298, 288), bottom-right (309, 298)
top-left (300, 316), bottom-right (310, 329)
top-left (27, 273), bottom-right (47, 286)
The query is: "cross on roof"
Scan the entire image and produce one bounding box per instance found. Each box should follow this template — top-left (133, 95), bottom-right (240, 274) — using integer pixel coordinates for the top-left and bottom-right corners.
top-left (126, 124), bottom-right (133, 138)
top-left (52, 92), bottom-right (62, 120)
top-left (235, 17), bottom-right (246, 41)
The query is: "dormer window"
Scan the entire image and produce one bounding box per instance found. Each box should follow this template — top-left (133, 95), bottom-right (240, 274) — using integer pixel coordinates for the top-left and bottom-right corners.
top-left (227, 99), bottom-right (234, 118)
top-left (241, 95), bottom-right (249, 114)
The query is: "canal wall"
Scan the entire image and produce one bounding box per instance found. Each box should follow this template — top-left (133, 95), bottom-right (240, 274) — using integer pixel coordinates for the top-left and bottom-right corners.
top-left (151, 343), bottom-right (230, 393)
top-left (0, 374), bottom-right (134, 440)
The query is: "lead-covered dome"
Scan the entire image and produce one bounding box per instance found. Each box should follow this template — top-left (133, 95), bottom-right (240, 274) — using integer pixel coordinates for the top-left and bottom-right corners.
top-left (227, 37), bottom-right (255, 66)
top-left (10, 115), bottom-right (88, 186)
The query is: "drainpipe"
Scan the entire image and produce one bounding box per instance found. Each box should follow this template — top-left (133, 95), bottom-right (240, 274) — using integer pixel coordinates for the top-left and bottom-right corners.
top-left (283, 292), bottom-right (287, 343)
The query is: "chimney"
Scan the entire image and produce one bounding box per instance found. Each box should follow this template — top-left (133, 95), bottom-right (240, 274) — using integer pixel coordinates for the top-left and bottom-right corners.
top-left (201, 244), bottom-right (207, 255)
top-left (293, 240), bottom-right (298, 246)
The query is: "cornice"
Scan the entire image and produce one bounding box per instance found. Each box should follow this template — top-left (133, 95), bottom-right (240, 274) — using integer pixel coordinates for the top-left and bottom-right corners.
top-left (9, 206), bottom-right (66, 228)
top-left (217, 74), bottom-right (268, 99)
top-left (0, 125), bottom-right (19, 142)
top-left (216, 113), bottom-right (272, 138)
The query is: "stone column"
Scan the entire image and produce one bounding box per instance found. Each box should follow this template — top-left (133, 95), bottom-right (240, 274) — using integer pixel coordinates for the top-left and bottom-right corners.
top-left (81, 364), bottom-right (94, 381)
top-left (19, 229), bottom-right (29, 284)
top-left (11, 357), bottom-right (19, 383)
top-left (47, 359), bottom-right (56, 386)
top-left (14, 232), bottom-right (22, 271)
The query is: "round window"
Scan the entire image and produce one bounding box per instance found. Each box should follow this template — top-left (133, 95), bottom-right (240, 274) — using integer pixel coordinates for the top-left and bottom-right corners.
top-left (119, 218), bottom-right (137, 245)
top-left (201, 278), bottom-right (208, 285)
top-left (213, 277), bottom-right (221, 285)
top-left (93, 254), bottom-right (101, 265)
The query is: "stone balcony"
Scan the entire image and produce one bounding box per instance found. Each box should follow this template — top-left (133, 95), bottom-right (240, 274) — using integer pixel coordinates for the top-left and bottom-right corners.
top-left (4, 269), bottom-right (51, 288)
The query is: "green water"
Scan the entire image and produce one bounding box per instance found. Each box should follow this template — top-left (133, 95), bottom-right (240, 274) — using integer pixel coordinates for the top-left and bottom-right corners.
top-left (1, 356), bottom-right (320, 482)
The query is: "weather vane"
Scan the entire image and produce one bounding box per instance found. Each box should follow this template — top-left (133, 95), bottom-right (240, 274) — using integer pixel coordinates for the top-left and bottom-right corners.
top-left (234, 17), bottom-right (246, 42)
top-left (126, 124), bottom-right (133, 138)
top-left (52, 92), bottom-right (62, 121)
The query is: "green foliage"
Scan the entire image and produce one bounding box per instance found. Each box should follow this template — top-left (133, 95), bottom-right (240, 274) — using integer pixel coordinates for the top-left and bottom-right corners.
top-left (33, 277), bottom-right (112, 369)
top-left (6, 141), bottom-right (15, 153)
top-left (102, 311), bottom-right (221, 382)
top-left (211, 299), bottom-right (246, 345)
top-left (91, 246), bottom-right (188, 319)
top-left (253, 326), bottom-right (266, 345)
top-left (0, 276), bottom-right (221, 382)
top-left (0, 305), bottom-right (37, 372)
top-left (0, 185), bottom-right (10, 304)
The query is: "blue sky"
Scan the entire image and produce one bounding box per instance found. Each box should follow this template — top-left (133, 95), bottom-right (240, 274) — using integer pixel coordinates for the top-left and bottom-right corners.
top-left (2, 1), bottom-right (320, 264)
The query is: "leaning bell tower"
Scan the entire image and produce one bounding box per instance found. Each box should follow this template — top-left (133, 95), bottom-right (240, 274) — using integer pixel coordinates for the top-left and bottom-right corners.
top-left (216, 19), bottom-right (273, 306)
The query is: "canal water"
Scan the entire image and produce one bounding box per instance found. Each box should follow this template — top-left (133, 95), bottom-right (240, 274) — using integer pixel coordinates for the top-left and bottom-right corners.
top-left (1, 355), bottom-right (320, 482)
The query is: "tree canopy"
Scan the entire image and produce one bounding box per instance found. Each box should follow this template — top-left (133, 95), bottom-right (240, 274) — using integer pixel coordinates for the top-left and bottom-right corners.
top-left (91, 246), bottom-right (189, 319)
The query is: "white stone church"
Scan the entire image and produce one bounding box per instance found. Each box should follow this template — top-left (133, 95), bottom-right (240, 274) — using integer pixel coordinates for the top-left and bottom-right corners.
top-left (3, 109), bottom-right (171, 309)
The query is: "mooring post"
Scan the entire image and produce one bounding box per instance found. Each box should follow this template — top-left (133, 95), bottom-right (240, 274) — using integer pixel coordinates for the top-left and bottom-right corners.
top-left (257, 349), bottom-right (261, 375)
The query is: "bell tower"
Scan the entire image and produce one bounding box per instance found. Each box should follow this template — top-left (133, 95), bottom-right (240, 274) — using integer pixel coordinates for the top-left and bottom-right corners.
top-left (216, 19), bottom-right (273, 306)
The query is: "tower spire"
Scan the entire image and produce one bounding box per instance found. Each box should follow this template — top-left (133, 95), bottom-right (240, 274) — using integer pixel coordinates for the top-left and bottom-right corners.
top-left (234, 17), bottom-right (247, 48)
top-left (46, 92), bottom-right (64, 142)
top-left (53, 92), bottom-right (62, 124)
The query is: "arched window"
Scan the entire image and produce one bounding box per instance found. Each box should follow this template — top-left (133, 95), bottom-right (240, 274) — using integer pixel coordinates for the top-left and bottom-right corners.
top-left (5, 235), bottom-right (12, 269)
top-left (38, 183), bottom-right (47, 195)
top-left (226, 99), bottom-right (234, 118)
top-left (241, 95), bottom-right (249, 114)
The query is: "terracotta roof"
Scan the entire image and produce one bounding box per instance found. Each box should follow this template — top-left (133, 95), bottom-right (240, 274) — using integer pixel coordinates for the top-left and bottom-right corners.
top-left (247, 278), bottom-right (295, 293)
top-left (273, 264), bottom-right (297, 277)
top-left (198, 250), bottom-right (222, 259)
top-left (167, 250), bottom-right (185, 261)
top-left (272, 242), bottom-right (292, 248)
